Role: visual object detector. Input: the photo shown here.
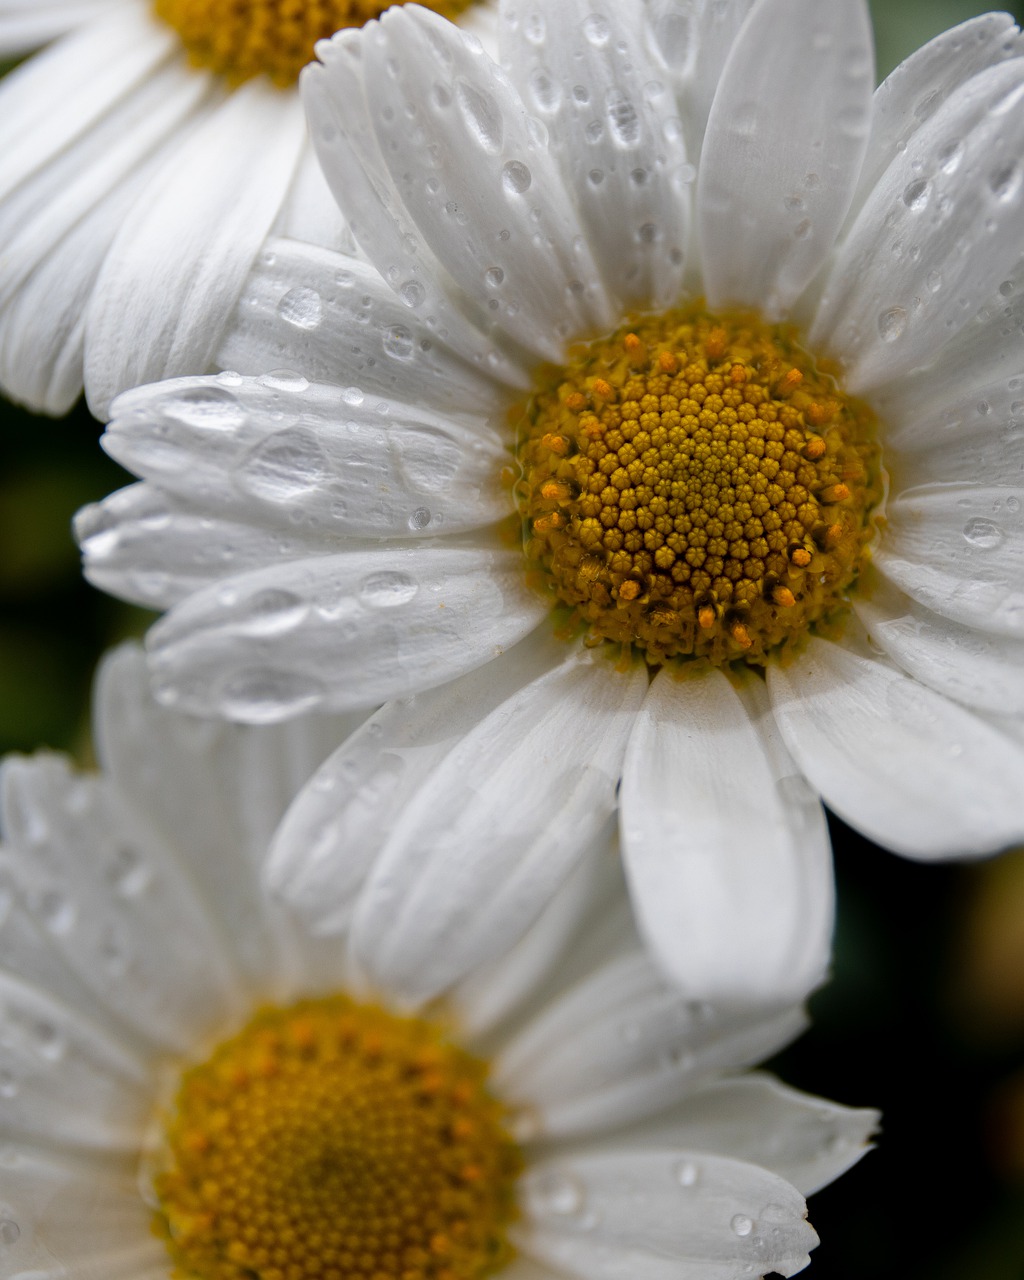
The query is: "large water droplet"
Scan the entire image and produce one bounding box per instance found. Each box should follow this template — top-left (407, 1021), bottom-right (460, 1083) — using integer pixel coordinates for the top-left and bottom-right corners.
top-left (528, 66), bottom-right (562, 113)
top-left (162, 385), bottom-right (246, 432)
top-left (606, 89), bottom-right (640, 146)
top-left (583, 12), bottom-right (610, 45)
top-left (400, 280), bottom-right (425, 308)
top-left (989, 163), bottom-right (1020, 201)
top-left (259, 370), bottom-right (310, 393)
top-left (529, 1170), bottom-right (586, 1216)
top-left (963, 517), bottom-right (1005, 549)
top-left (277, 286), bottom-right (324, 330)
top-left (455, 78), bottom-right (504, 152)
top-left (485, 267), bottom-right (505, 288)
top-left (502, 160), bottom-right (532, 194)
top-left (240, 588), bottom-right (309, 636)
top-left (524, 10), bottom-right (545, 43)
top-left (877, 307), bottom-right (907, 342)
top-left (383, 326), bottom-right (415, 360)
top-left (241, 429), bottom-right (329, 502)
top-left (902, 179), bottom-right (929, 211)
top-left (359, 571), bottom-right (419, 608)
top-left (408, 507), bottom-right (432, 531)
top-left (219, 669), bottom-right (324, 723)
top-left (731, 1214), bottom-right (754, 1237)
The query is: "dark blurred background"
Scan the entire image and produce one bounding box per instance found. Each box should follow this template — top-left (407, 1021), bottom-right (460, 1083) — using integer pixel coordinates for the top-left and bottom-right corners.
top-left (2, 0), bottom-right (1023, 1276)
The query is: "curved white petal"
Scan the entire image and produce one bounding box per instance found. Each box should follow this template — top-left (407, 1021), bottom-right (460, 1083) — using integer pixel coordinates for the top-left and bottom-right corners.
top-left (621, 667), bottom-right (832, 1007)
top-left (146, 538), bottom-right (548, 721)
top-left (874, 484), bottom-right (1024, 637)
top-left (496, 949), bottom-right (806, 1138)
top-left (84, 80), bottom-right (307, 417)
top-left (589, 1071), bottom-right (878, 1197)
top-left (0, 1146), bottom-right (161, 1280)
top-left (92, 645), bottom-right (359, 995)
top-left (852, 13), bottom-right (1024, 218)
top-left (811, 58), bottom-right (1024, 392)
top-left (349, 647), bottom-right (649, 1005)
top-left (854, 576), bottom-right (1024, 715)
top-left (101, 373), bottom-right (510, 535)
top-left (0, 753), bottom-right (238, 1052)
top-left (697, 0), bottom-right (873, 317)
top-left (767, 635), bottom-right (1024, 859)
top-left (519, 1151), bottom-right (816, 1280)
top-left (0, 0), bottom-right (120, 56)
top-left (266, 624), bottom-right (565, 934)
top-left (500, 0), bottom-right (691, 310)
top-left (219, 238), bottom-right (513, 413)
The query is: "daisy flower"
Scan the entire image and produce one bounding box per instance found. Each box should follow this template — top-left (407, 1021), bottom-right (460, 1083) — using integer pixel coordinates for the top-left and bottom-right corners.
top-left (0, 0), bottom-right (497, 417)
top-left (0, 644), bottom-right (875, 1280)
top-left (77, 0), bottom-right (1024, 1004)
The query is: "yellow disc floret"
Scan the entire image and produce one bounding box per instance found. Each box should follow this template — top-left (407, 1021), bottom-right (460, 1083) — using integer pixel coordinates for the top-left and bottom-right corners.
top-left (154, 0), bottom-right (475, 88)
top-left (151, 995), bottom-right (522, 1280)
top-left (516, 305), bottom-right (882, 666)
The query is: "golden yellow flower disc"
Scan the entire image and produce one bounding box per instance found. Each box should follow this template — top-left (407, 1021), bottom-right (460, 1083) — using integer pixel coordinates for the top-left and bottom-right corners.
top-left (516, 306), bottom-right (882, 666)
top-left (154, 0), bottom-right (476, 88)
top-left (152, 996), bottom-right (522, 1280)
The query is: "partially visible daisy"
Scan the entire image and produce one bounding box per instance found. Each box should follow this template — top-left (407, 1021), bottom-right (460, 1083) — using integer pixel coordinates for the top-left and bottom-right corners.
top-left (78, 0), bottom-right (1024, 1003)
top-left (0, 0), bottom-right (498, 417)
top-left (0, 644), bottom-right (875, 1280)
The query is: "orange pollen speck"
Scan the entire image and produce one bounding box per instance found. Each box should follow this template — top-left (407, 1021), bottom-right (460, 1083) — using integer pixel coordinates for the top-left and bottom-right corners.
top-left (515, 304), bottom-right (882, 667)
top-left (151, 996), bottom-right (521, 1280)
top-left (153, 0), bottom-right (476, 88)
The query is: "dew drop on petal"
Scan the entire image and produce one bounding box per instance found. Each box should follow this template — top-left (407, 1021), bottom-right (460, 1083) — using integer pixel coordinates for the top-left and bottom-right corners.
top-left (456, 78), bottom-right (504, 152)
top-left (383, 326), bottom-right (415, 360)
top-left (582, 12), bottom-right (609, 46)
top-left (502, 160), bottom-right (532, 194)
top-left (408, 507), bottom-right (432, 530)
top-left (400, 280), bottom-right (425, 308)
top-left (731, 1214), bottom-right (754, 1237)
top-left (277, 287), bottom-right (324, 330)
top-left (358, 571), bottom-right (419, 608)
top-left (963, 517), bottom-right (1005, 548)
top-left (529, 1170), bottom-right (586, 1217)
top-left (902, 179), bottom-right (929, 211)
top-left (163, 385), bottom-right (247, 431)
top-left (485, 267), bottom-right (505, 287)
top-left (240, 589), bottom-right (309, 636)
top-left (259, 370), bottom-right (310, 393)
top-left (877, 307), bottom-right (907, 342)
top-left (219, 669), bottom-right (324, 723)
top-left (241, 429), bottom-right (329, 502)
top-left (675, 1160), bottom-right (699, 1187)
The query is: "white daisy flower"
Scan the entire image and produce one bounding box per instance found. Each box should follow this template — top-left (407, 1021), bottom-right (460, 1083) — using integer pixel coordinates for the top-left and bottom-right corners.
top-left (77, 0), bottom-right (1024, 1005)
top-left (0, 0), bottom-right (498, 417)
top-left (0, 644), bottom-right (875, 1280)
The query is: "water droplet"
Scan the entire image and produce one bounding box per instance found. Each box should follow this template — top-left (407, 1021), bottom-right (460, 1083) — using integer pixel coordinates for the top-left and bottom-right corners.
top-left (219, 669), bottom-right (324, 723)
top-left (240, 588), bottom-right (309, 636)
top-left (162, 385), bottom-right (246, 432)
top-left (485, 267), bottom-right (505, 287)
top-left (502, 160), bottom-right (532, 194)
top-left (731, 1214), bottom-right (754, 1237)
top-left (455, 78), bottom-right (504, 152)
top-left (605, 89), bottom-right (639, 145)
top-left (34, 1022), bottom-right (64, 1061)
top-left (675, 1160), bottom-right (699, 1187)
top-left (528, 66), bottom-right (562, 113)
top-left (583, 12), bottom-right (609, 45)
top-left (37, 890), bottom-right (75, 936)
top-left (241, 429), bottom-right (329, 502)
top-left (408, 507), bottom-right (432, 531)
top-left (902, 179), bottom-right (929, 211)
top-left (989, 163), bottom-right (1020, 201)
top-left (963, 517), bottom-right (1004, 549)
top-left (259, 370), bottom-right (309, 393)
top-left (342, 387), bottom-right (364, 406)
top-left (523, 10), bottom-right (545, 43)
top-left (108, 846), bottom-right (150, 898)
top-left (359, 571), bottom-right (419, 608)
top-left (530, 1170), bottom-right (586, 1216)
top-left (0, 1220), bottom-right (19, 1246)
top-left (383, 326), bottom-right (415, 360)
top-left (400, 280), bottom-right (425, 308)
top-left (877, 307), bottom-right (907, 342)
top-left (277, 286), bottom-right (323, 331)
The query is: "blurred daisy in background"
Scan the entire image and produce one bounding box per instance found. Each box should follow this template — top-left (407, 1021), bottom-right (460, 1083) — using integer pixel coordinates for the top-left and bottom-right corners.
top-left (76, 0), bottom-right (1024, 1005)
top-left (0, 644), bottom-right (876, 1280)
top-left (0, 0), bottom-right (498, 417)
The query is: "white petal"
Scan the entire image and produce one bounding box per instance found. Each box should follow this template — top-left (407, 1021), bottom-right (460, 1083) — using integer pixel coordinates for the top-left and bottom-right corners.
top-left (500, 0), bottom-right (691, 310)
top-left (591, 1072), bottom-right (878, 1197)
top-left (101, 373), bottom-right (510, 535)
top-left (0, 1146), bottom-right (161, 1280)
top-left (266, 624), bottom-right (567, 935)
top-left (0, 753), bottom-right (239, 1052)
top-left (336, 5), bottom-right (610, 357)
top-left (349, 647), bottom-right (649, 1005)
top-left (697, 0), bottom-right (873, 317)
top-left (854, 576), bottom-right (1024, 714)
top-left (767, 635), bottom-right (1024, 858)
top-left (620, 667), bottom-right (832, 1006)
top-left (146, 538), bottom-right (548, 721)
top-left (496, 949), bottom-right (806, 1138)
top-left (0, 0), bottom-right (120, 56)
top-left (852, 13), bottom-right (1024, 218)
top-left (93, 645), bottom-right (359, 996)
top-left (269, 137), bottom-right (352, 252)
top-left (0, 969), bottom-right (149, 1150)
top-left (811, 59), bottom-right (1024, 392)
top-left (519, 1150), bottom-right (816, 1280)
top-left (84, 80), bottom-right (306, 417)
top-left (219, 237), bottom-right (515, 412)
top-left (874, 484), bottom-right (1024, 637)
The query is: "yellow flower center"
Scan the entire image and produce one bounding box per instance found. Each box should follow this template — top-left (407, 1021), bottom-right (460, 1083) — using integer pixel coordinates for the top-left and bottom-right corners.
top-left (516, 305), bottom-right (882, 666)
top-left (151, 996), bottom-right (521, 1280)
top-left (154, 0), bottom-right (476, 88)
